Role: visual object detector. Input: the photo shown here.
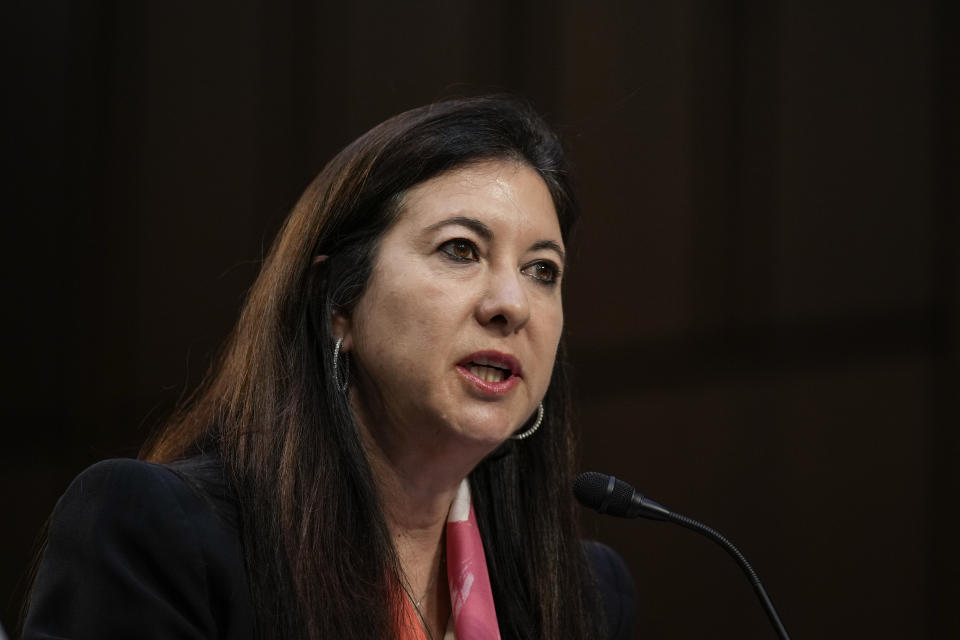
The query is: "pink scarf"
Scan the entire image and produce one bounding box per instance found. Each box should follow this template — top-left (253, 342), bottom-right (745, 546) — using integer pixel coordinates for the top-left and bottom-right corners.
top-left (399, 479), bottom-right (501, 640)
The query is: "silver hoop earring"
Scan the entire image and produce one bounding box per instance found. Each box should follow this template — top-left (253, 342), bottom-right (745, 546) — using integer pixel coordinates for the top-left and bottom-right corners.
top-left (510, 402), bottom-right (544, 440)
top-left (333, 337), bottom-right (349, 393)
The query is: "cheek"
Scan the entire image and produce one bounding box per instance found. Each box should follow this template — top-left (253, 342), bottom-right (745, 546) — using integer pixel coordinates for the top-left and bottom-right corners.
top-left (539, 296), bottom-right (565, 347)
top-left (530, 300), bottom-right (565, 394)
top-left (353, 267), bottom-right (469, 370)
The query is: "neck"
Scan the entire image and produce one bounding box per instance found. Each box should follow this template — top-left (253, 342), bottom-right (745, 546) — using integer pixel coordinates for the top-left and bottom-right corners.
top-left (352, 395), bottom-right (496, 638)
top-left (351, 387), bottom-right (496, 537)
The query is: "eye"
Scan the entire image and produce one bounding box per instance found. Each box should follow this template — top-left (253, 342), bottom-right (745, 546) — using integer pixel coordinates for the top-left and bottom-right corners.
top-left (521, 260), bottom-right (560, 285)
top-left (439, 238), bottom-right (479, 262)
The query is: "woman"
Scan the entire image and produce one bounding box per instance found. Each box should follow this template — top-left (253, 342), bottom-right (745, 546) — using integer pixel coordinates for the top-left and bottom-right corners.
top-left (23, 96), bottom-right (636, 639)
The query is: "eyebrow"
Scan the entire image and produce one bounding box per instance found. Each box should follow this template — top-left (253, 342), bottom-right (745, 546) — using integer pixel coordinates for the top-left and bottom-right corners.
top-left (425, 216), bottom-right (493, 240)
top-left (424, 215), bottom-right (566, 264)
top-left (530, 239), bottom-right (566, 264)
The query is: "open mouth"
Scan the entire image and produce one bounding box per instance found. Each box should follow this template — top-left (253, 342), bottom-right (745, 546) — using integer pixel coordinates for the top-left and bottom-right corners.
top-left (457, 351), bottom-right (522, 391)
top-left (466, 362), bottom-right (512, 383)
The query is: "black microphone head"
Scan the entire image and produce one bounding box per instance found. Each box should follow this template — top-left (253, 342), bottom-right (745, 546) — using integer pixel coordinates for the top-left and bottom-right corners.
top-left (573, 471), bottom-right (610, 510)
top-left (574, 471), bottom-right (637, 518)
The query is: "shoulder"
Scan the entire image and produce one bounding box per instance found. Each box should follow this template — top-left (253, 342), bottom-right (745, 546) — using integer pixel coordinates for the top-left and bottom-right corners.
top-left (49, 457), bottom-right (237, 549)
top-left (45, 458), bottom-right (214, 554)
top-left (583, 540), bottom-right (638, 640)
top-left (54, 457), bottom-right (206, 515)
top-left (24, 457), bottom-right (252, 639)
top-left (61, 454), bottom-right (229, 499)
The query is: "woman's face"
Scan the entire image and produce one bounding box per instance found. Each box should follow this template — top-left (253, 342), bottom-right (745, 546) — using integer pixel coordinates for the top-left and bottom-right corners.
top-left (339, 159), bottom-right (565, 447)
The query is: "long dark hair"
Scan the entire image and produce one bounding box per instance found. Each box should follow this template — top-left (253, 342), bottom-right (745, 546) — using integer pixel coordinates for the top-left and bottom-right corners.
top-left (143, 95), bottom-right (606, 639)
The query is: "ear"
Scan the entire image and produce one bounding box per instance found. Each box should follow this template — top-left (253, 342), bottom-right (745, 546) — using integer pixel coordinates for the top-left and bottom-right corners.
top-left (332, 308), bottom-right (353, 352)
top-left (314, 255), bottom-right (353, 351)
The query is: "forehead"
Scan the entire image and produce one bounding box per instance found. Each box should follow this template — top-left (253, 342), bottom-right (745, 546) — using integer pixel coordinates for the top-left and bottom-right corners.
top-left (392, 160), bottom-right (562, 242)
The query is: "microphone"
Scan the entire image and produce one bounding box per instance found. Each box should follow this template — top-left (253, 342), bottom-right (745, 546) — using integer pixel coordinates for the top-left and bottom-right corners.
top-left (574, 471), bottom-right (790, 640)
top-left (573, 471), bottom-right (672, 520)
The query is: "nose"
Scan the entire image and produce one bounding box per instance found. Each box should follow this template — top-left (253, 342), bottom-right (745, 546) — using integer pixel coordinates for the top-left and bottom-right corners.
top-left (475, 264), bottom-right (531, 334)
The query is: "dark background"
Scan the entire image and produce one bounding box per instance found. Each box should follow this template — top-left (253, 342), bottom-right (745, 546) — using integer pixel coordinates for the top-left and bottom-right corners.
top-left (3, 1), bottom-right (957, 637)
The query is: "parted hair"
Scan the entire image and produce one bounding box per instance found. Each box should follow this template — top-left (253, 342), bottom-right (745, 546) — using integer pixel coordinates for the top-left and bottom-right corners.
top-left (143, 95), bottom-right (606, 639)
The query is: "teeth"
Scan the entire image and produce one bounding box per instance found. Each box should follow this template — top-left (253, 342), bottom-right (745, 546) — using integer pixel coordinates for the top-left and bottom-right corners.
top-left (469, 364), bottom-right (507, 383)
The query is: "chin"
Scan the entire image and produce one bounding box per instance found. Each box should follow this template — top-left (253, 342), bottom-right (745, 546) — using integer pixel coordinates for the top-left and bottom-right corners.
top-left (435, 398), bottom-right (529, 446)
top-left (450, 417), bottom-right (517, 448)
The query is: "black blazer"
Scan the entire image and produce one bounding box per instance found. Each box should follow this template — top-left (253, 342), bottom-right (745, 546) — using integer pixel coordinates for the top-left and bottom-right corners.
top-left (23, 457), bottom-right (636, 639)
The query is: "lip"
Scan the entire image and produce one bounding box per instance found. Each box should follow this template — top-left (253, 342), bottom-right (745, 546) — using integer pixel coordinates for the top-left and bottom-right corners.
top-left (456, 350), bottom-right (523, 395)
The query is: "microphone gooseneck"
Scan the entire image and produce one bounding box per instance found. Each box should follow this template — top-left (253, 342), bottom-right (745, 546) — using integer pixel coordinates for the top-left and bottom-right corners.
top-left (574, 471), bottom-right (790, 640)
